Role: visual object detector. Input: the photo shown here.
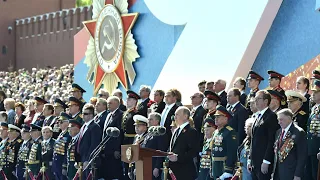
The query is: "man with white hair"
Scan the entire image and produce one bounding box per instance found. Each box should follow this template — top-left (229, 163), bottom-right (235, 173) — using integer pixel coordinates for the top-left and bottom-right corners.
top-left (214, 79), bottom-right (227, 107)
top-left (138, 85), bottom-right (154, 117)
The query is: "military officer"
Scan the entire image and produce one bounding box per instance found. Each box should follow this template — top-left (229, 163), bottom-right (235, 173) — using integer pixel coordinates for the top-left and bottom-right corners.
top-left (203, 91), bottom-right (221, 120)
top-left (52, 99), bottom-right (68, 138)
top-left (16, 124), bottom-right (33, 180)
top-left (3, 124), bottom-right (22, 179)
top-left (123, 90), bottom-right (140, 145)
top-left (198, 117), bottom-right (216, 180)
top-left (71, 83), bottom-right (86, 109)
top-left (52, 113), bottom-right (72, 180)
top-left (306, 85), bottom-right (320, 180)
top-left (246, 70), bottom-right (263, 112)
top-left (267, 70), bottom-right (287, 108)
top-left (41, 126), bottom-right (55, 179)
top-left (285, 90), bottom-right (308, 131)
top-left (68, 97), bottom-right (83, 124)
top-left (66, 120), bottom-right (82, 180)
top-left (210, 105), bottom-right (237, 180)
top-left (0, 123), bottom-right (9, 171)
top-left (267, 90), bottom-right (283, 113)
top-left (310, 69), bottom-right (320, 87)
top-left (28, 124), bottom-right (43, 178)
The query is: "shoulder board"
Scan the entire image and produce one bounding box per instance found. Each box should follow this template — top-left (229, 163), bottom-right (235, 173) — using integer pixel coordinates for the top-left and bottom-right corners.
top-left (79, 114), bottom-right (83, 118)
top-left (299, 110), bottom-right (306, 115)
top-left (226, 126), bottom-right (233, 131)
top-left (17, 139), bottom-right (22, 143)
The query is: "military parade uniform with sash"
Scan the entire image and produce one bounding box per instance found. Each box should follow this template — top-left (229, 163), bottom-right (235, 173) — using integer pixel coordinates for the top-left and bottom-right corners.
top-left (122, 108), bottom-right (138, 145)
top-left (52, 128), bottom-right (71, 180)
top-left (210, 106), bottom-right (237, 180)
top-left (41, 137), bottom-right (55, 179)
top-left (4, 137), bottom-right (22, 180)
top-left (67, 135), bottom-right (79, 180)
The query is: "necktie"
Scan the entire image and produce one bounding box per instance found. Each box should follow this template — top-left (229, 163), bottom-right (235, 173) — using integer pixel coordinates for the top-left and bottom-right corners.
top-left (170, 127), bottom-right (180, 150)
top-left (278, 129), bottom-right (285, 148)
top-left (103, 114), bottom-right (113, 136)
top-left (77, 124), bottom-right (87, 153)
top-left (161, 107), bottom-right (169, 126)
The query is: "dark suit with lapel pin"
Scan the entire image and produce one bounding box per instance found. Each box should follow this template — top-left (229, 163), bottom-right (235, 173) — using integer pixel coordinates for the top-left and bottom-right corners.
top-left (273, 123), bottom-right (307, 180)
top-left (240, 92), bottom-right (247, 106)
top-left (191, 105), bottom-right (207, 135)
top-left (169, 124), bottom-right (199, 180)
top-left (101, 108), bottom-right (124, 180)
top-left (250, 108), bottom-right (280, 180)
top-left (43, 116), bottom-right (56, 127)
top-left (228, 102), bottom-right (249, 146)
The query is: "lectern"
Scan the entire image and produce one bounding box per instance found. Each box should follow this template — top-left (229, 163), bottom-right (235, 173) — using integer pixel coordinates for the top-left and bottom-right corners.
top-left (121, 144), bottom-right (168, 180)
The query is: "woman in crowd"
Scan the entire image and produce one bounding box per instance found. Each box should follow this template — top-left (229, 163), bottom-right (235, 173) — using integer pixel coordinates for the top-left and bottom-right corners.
top-left (236, 118), bottom-right (254, 180)
top-left (14, 102), bottom-right (26, 128)
top-left (0, 90), bottom-right (6, 111)
top-left (4, 98), bottom-right (16, 124)
top-left (296, 76), bottom-right (310, 115)
top-left (24, 99), bottom-right (36, 125)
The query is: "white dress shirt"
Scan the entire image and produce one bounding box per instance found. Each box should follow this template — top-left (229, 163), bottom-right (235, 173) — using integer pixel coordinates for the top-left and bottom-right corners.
top-left (160, 103), bottom-right (175, 126)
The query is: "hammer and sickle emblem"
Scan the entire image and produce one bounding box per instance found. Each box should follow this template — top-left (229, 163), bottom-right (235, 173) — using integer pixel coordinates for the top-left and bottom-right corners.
top-left (101, 19), bottom-right (116, 54)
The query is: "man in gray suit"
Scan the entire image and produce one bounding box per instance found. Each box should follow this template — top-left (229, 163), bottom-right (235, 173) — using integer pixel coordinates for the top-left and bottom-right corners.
top-left (273, 108), bottom-right (307, 180)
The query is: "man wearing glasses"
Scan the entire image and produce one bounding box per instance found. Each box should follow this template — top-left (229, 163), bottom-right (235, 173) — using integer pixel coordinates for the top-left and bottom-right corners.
top-left (97, 89), bottom-right (109, 100)
top-left (68, 97), bottom-right (83, 124)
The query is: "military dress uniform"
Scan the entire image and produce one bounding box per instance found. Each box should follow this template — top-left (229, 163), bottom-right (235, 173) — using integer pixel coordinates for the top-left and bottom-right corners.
top-left (268, 70), bottom-right (287, 109)
top-left (246, 70), bottom-right (264, 115)
top-left (52, 128), bottom-right (71, 180)
top-left (69, 97), bottom-right (84, 124)
top-left (16, 125), bottom-right (33, 180)
top-left (71, 83), bottom-right (87, 110)
top-left (210, 106), bottom-right (237, 179)
top-left (4, 138), bottom-right (23, 180)
top-left (306, 103), bottom-right (320, 180)
top-left (198, 118), bottom-right (216, 180)
top-left (28, 124), bottom-right (43, 178)
top-left (41, 138), bottom-right (55, 179)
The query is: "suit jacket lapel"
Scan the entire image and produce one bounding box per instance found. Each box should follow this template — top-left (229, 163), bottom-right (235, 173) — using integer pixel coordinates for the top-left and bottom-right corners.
top-left (172, 124), bottom-right (190, 149)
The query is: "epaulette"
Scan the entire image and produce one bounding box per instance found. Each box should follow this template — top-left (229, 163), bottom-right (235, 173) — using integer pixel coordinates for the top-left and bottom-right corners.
top-left (299, 110), bottom-right (306, 115)
top-left (79, 114), bottom-right (83, 118)
top-left (226, 126), bottom-right (233, 131)
top-left (17, 139), bottom-right (22, 143)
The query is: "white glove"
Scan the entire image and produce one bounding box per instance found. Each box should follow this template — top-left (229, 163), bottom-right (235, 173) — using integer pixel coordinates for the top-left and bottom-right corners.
top-left (219, 172), bottom-right (233, 180)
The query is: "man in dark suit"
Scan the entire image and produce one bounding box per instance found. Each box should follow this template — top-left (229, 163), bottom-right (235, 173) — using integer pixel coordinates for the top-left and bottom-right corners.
top-left (248, 90), bottom-right (280, 180)
top-left (42, 104), bottom-right (56, 127)
top-left (101, 96), bottom-right (124, 180)
top-left (77, 104), bottom-right (102, 179)
top-left (214, 79), bottom-right (227, 107)
top-left (94, 98), bottom-right (109, 129)
top-left (160, 89), bottom-right (178, 141)
top-left (167, 106), bottom-right (199, 180)
top-left (233, 77), bottom-right (247, 106)
top-left (138, 85), bottom-right (154, 117)
top-left (273, 108), bottom-right (307, 180)
top-left (150, 90), bottom-right (166, 114)
top-left (190, 92), bottom-right (207, 134)
top-left (227, 88), bottom-right (249, 145)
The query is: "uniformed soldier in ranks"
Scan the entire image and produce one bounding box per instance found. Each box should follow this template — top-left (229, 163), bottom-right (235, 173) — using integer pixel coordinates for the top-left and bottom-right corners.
top-left (33, 97), bottom-right (48, 126)
top-left (2, 125), bottom-right (22, 180)
top-left (267, 90), bottom-right (283, 113)
top-left (52, 113), bottom-right (72, 180)
top-left (246, 70), bottom-right (264, 115)
top-left (52, 99), bottom-right (68, 139)
top-left (310, 69), bottom-right (320, 87)
top-left (210, 105), bottom-right (237, 180)
top-left (16, 124), bottom-right (33, 180)
top-left (305, 84), bottom-right (320, 180)
top-left (128, 115), bottom-right (149, 180)
top-left (71, 83), bottom-right (86, 110)
top-left (40, 126), bottom-right (55, 179)
top-left (123, 90), bottom-right (140, 145)
top-left (68, 97), bottom-right (83, 124)
top-left (198, 117), bottom-right (216, 180)
top-left (267, 70), bottom-right (287, 109)
top-left (28, 124), bottom-right (43, 178)
top-left (285, 90), bottom-right (308, 131)
top-left (66, 120), bottom-right (81, 180)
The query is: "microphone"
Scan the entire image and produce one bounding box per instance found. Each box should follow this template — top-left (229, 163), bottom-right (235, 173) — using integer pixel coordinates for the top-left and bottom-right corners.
top-left (109, 127), bottom-right (120, 137)
top-left (148, 126), bottom-right (166, 136)
top-left (156, 126), bottom-right (166, 136)
top-left (106, 127), bottom-right (113, 136)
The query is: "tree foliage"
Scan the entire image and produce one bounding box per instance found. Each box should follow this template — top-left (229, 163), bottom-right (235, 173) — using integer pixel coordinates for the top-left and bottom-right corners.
top-left (76, 0), bottom-right (93, 7)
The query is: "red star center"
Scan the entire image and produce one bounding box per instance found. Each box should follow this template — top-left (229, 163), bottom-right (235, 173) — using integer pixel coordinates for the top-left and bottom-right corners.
top-left (83, 0), bottom-right (138, 92)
